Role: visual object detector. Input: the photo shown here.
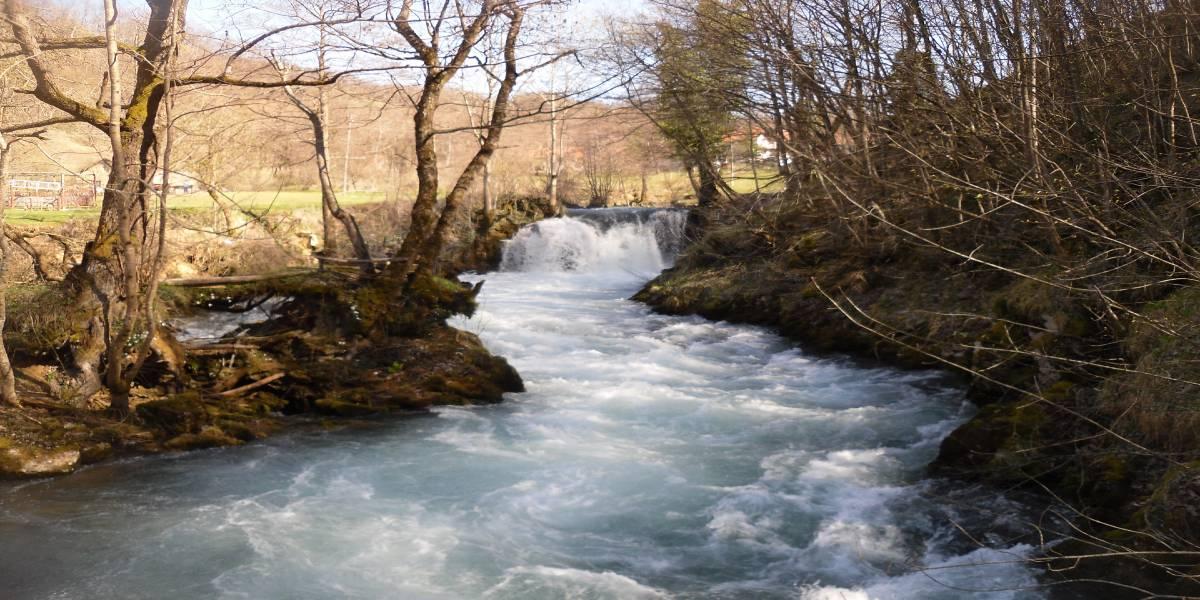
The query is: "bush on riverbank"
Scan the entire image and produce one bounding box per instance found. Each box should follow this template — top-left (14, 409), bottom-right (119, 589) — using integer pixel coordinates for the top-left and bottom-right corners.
top-left (632, 0), bottom-right (1200, 590)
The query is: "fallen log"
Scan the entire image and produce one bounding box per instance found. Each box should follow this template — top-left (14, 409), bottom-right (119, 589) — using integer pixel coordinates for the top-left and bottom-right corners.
top-left (314, 256), bottom-right (405, 265)
top-left (161, 271), bottom-right (309, 287)
top-left (216, 372), bottom-right (286, 398)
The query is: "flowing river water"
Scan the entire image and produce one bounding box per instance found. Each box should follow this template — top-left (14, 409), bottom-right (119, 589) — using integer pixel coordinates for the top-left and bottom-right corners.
top-left (0, 209), bottom-right (1047, 599)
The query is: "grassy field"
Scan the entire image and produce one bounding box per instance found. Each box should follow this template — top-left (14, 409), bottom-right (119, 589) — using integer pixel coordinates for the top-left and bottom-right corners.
top-left (603, 170), bottom-right (784, 205)
top-left (5, 190), bottom-right (388, 227)
top-left (3, 173), bottom-right (783, 227)
top-left (726, 172), bottom-right (787, 194)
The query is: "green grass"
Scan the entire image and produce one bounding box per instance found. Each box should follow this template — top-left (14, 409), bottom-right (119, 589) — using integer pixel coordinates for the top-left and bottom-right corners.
top-left (4, 207), bottom-right (96, 226)
top-left (602, 170), bottom-right (783, 204)
top-left (4, 190), bottom-right (388, 227)
top-left (2, 174), bottom-right (781, 227)
top-left (726, 174), bottom-right (787, 194)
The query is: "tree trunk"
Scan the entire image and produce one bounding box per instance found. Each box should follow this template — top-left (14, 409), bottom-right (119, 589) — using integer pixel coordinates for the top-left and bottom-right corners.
top-left (6, 0), bottom-right (187, 407)
top-left (95, 0), bottom-right (139, 413)
top-left (747, 120), bottom-right (760, 193)
top-left (548, 106), bottom-right (560, 214)
top-left (384, 0), bottom-right (518, 280)
top-left (310, 101), bottom-right (370, 262)
top-left (205, 184), bottom-right (236, 232)
top-left (316, 42), bottom-right (338, 255)
top-left (697, 162), bottom-right (718, 207)
top-left (417, 7), bottom-right (525, 274)
top-left (482, 160), bottom-right (494, 228)
top-left (393, 90), bottom-right (444, 273)
top-left (278, 29), bottom-right (371, 265)
top-left (0, 138), bottom-right (20, 406)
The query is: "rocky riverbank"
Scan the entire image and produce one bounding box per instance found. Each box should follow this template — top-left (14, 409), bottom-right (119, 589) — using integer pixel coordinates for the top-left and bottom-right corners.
top-left (0, 200), bottom-right (546, 480)
top-left (634, 202), bottom-right (1200, 597)
top-left (0, 314), bottom-right (522, 478)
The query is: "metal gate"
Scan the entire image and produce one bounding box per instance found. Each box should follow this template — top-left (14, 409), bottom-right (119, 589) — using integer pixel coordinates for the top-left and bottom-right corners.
top-left (5, 172), bottom-right (100, 210)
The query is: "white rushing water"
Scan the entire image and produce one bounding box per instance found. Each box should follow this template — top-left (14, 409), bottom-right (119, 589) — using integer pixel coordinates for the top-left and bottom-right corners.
top-left (0, 208), bottom-right (1046, 599)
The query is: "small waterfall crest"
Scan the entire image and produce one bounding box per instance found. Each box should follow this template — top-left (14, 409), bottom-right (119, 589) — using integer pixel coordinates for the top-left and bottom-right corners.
top-left (499, 208), bottom-right (688, 273)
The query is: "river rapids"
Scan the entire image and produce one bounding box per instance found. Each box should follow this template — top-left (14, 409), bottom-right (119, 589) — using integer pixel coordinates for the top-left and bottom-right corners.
top-left (0, 208), bottom-right (1045, 599)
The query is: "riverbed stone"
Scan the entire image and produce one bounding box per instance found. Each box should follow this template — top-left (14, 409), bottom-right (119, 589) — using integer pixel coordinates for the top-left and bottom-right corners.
top-left (164, 426), bottom-right (241, 451)
top-left (79, 442), bottom-right (114, 465)
top-left (0, 444), bottom-right (80, 477)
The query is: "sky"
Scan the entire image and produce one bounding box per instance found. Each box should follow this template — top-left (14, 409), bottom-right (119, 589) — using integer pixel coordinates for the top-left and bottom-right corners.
top-left (184, 0), bottom-right (650, 93)
top-left (43, 0), bottom-right (650, 95)
top-left (48, 0), bottom-right (649, 39)
top-left (186, 0), bottom-right (648, 38)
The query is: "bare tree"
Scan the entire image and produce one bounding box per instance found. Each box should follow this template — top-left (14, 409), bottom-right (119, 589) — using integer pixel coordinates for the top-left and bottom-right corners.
top-left (581, 133), bottom-right (614, 207)
top-left (0, 0), bottom-right (190, 410)
top-left (272, 0), bottom-right (371, 262)
top-left (380, 0), bottom-right (541, 277)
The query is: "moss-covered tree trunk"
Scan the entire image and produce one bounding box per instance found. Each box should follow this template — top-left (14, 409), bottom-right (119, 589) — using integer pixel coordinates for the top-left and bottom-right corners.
top-left (392, 89), bottom-right (446, 274)
top-left (3, 0), bottom-right (187, 408)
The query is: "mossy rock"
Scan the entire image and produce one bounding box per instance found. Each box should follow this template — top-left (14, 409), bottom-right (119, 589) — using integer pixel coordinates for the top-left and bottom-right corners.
top-left (243, 351), bottom-right (284, 376)
top-left (219, 391), bottom-right (288, 418)
top-left (409, 274), bottom-right (478, 318)
top-left (991, 277), bottom-right (1093, 334)
top-left (935, 401), bottom-right (1050, 476)
top-left (1102, 286), bottom-right (1200, 451)
top-left (1136, 461), bottom-right (1200, 537)
top-left (1127, 286), bottom-right (1200, 357)
top-left (79, 443), bottom-right (114, 465)
top-left (157, 284), bottom-right (204, 314)
top-left (782, 229), bottom-right (835, 267)
top-left (0, 445), bottom-right (80, 477)
top-left (315, 397), bottom-right (385, 417)
top-left (90, 423), bottom-right (142, 445)
top-left (164, 427), bottom-right (241, 451)
top-left (215, 419), bottom-right (269, 442)
top-left (1041, 380), bottom-right (1076, 404)
top-left (436, 377), bottom-right (491, 399)
top-left (136, 392), bottom-right (208, 436)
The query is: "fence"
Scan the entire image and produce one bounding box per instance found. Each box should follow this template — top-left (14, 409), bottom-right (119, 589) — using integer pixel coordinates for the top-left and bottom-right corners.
top-left (4, 172), bottom-right (100, 210)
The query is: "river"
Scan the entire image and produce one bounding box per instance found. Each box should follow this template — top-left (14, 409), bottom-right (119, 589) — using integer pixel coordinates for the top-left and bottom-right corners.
top-left (0, 208), bottom-right (1045, 599)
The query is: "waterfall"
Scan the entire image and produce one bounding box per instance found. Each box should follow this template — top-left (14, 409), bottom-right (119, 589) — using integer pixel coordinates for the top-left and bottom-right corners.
top-left (499, 208), bottom-right (688, 274)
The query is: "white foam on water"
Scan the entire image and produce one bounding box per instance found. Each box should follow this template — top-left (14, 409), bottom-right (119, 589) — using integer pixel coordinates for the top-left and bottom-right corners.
top-left (799, 543), bottom-right (1043, 600)
top-left (499, 208), bottom-right (687, 277)
top-left (0, 208), bottom-right (1049, 599)
top-left (485, 565), bottom-right (669, 599)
